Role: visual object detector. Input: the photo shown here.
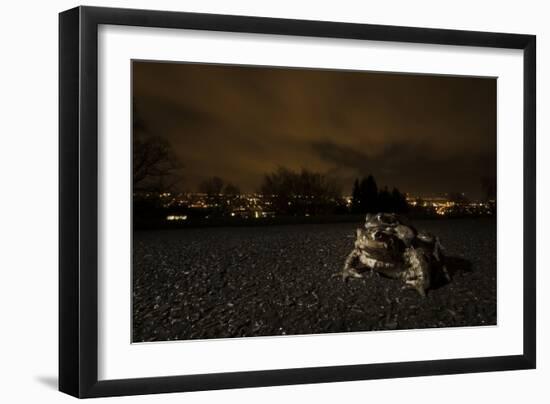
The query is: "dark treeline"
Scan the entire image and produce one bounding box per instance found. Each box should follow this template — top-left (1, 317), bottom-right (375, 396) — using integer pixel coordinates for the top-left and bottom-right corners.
top-left (351, 175), bottom-right (408, 214)
top-left (134, 165), bottom-right (411, 228)
top-left (260, 167), bottom-right (345, 216)
top-left (259, 168), bottom-right (408, 216)
top-left (198, 176), bottom-right (241, 197)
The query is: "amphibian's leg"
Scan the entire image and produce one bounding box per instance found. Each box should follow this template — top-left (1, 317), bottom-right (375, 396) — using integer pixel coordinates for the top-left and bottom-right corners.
top-left (433, 236), bottom-right (451, 282)
top-left (441, 264), bottom-right (451, 282)
top-left (402, 248), bottom-right (430, 297)
top-left (342, 249), bottom-right (364, 281)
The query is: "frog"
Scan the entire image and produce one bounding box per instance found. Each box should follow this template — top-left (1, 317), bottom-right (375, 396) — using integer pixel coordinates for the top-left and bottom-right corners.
top-left (341, 213), bottom-right (450, 296)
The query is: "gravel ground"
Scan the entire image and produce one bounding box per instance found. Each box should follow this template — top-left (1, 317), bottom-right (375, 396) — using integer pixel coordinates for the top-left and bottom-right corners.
top-left (133, 218), bottom-right (496, 342)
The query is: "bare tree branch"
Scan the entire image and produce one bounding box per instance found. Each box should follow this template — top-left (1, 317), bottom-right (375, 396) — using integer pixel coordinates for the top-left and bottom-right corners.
top-left (132, 100), bottom-right (183, 193)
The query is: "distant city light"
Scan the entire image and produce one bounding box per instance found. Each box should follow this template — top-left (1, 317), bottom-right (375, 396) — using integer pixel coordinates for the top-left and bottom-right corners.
top-left (166, 215), bottom-right (187, 221)
top-left (134, 190), bottom-right (494, 221)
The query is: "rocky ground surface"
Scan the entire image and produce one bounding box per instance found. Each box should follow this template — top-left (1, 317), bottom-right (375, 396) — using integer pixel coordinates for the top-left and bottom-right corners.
top-left (132, 218), bottom-right (496, 342)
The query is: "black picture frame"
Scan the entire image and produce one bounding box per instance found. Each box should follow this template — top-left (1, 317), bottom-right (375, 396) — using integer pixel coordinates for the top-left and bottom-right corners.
top-left (59, 6), bottom-right (536, 398)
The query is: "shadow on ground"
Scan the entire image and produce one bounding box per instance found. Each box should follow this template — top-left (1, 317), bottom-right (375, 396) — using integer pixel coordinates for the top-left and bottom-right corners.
top-left (431, 256), bottom-right (473, 290)
top-left (35, 375), bottom-right (58, 390)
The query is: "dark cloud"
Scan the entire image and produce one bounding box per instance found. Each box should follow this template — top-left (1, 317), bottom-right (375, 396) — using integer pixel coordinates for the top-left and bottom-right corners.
top-left (311, 139), bottom-right (495, 196)
top-left (133, 61), bottom-right (496, 198)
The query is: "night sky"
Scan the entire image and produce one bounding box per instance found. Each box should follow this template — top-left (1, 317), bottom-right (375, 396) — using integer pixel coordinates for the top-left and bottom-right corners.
top-left (132, 61), bottom-right (496, 199)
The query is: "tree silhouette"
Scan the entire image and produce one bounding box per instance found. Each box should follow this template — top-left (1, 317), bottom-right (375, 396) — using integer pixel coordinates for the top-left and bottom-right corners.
top-left (377, 186), bottom-right (391, 212)
top-left (198, 176), bottom-right (225, 196)
top-left (351, 178), bottom-right (361, 213)
top-left (359, 175), bottom-right (378, 213)
top-left (449, 192), bottom-right (469, 204)
top-left (351, 176), bottom-right (408, 214)
top-left (391, 187), bottom-right (409, 213)
top-left (223, 183), bottom-right (241, 196)
top-left (481, 176), bottom-right (496, 201)
top-left (132, 100), bottom-right (182, 192)
top-left (260, 167), bottom-right (341, 215)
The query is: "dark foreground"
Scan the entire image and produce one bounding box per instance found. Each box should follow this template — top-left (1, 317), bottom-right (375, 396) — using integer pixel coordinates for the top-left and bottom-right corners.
top-left (133, 219), bottom-right (496, 342)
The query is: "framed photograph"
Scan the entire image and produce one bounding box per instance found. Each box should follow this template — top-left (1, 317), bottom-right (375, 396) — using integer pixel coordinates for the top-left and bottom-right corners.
top-left (59, 6), bottom-right (536, 398)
